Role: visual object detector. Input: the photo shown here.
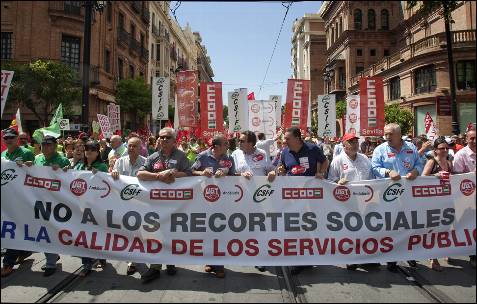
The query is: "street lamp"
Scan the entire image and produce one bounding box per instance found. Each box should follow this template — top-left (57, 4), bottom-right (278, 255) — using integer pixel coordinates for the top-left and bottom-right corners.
top-left (323, 65), bottom-right (334, 94)
top-left (81, 1), bottom-right (105, 132)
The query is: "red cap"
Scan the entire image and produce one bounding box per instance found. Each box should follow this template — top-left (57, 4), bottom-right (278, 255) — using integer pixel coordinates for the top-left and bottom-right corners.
top-left (342, 133), bottom-right (359, 142)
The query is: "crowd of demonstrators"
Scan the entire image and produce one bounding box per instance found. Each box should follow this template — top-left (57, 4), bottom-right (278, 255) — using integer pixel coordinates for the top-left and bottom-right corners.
top-left (1, 125), bottom-right (476, 280)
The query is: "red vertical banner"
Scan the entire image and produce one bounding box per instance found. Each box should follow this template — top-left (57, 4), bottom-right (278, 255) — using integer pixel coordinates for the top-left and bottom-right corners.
top-left (359, 77), bottom-right (385, 136)
top-left (176, 70), bottom-right (198, 128)
top-left (200, 82), bottom-right (224, 140)
top-left (284, 79), bottom-right (310, 132)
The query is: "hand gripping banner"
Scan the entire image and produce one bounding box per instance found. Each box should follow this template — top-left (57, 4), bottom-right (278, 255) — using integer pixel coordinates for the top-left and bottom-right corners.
top-left (1, 160), bottom-right (475, 266)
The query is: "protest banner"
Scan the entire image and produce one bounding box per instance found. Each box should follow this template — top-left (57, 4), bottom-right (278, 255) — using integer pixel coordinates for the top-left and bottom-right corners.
top-left (317, 95), bottom-right (336, 138)
top-left (269, 95), bottom-right (282, 128)
top-left (200, 82), bottom-right (224, 140)
top-left (59, 119), bottom-right (70, 131)
top-left (359, 77), bottom-right (384, 136)
top-left (228, 88), bottom-right (248, 132)
top-left (425, 112), bottom-right (439, 142)
top-left (176, 70), bottom-right (198, 128)
top-left (284, 79), bottom-right (310, 132)
top-left (346, 95), bottom-right (360, 136)
top-left (107, 104), bottom-right (121, 133)
top-left (97, 114), bottom-right (112, 139)
top-left (2, 159), bottom-right (475, 265)
top-left (1, 70), bottom-right (14, 118)
top-left (152, 77), bottom-right (170, 121)
top-left (249, 100), bottom-right (278, 156)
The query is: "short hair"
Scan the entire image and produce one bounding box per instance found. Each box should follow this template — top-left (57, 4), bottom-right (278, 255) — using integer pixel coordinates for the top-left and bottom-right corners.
top-left (384, 123), bottom-right (401, 135)
top-left (433, 137), bottom-right (448, 149)
top-left (212, 135), bottom-right (226, 147)
top-left (160, 127), bottom-right (176, 139)
top-left (257, 133), bottom-right (265, 140)
top-left (241, 131), bottom-right (257, 146)
top-left (110, 135), bottom-right (122, 142)
top-left (286, 127), bottom-right (302, 139)
top-left (128, 136), bottom-right (142, 145)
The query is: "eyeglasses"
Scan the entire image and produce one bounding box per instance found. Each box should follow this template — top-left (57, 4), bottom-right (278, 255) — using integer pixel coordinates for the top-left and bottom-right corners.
top-left (159, 135), bottom-right (172, 140)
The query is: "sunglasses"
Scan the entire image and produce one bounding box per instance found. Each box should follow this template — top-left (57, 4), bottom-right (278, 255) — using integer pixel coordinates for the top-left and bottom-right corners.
top-left (159, 135), bottom-right (172, 140)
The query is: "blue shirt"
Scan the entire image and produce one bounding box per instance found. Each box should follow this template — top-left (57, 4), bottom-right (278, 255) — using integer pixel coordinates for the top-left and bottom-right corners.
top-left (280, 142), bottom-right (327, 176)
top-left (371, 141), bottom-right (424, 178)
top-left (191, 148), bottom-right (236, 176)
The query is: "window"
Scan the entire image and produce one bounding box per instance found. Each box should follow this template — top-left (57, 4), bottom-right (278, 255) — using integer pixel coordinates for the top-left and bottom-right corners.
top-left (368, 9), bottom-right (376, 30)
top-left (414, 65), bottom-right (436, 94)
top-left (339, 17), bottom-right (343, 34)
top-left (354, 9), bottom-right (362, 30)
top-left (1, 32), bottom-right (13, 60)
top-left (106, 1), bottom-right (112, 23)
top-left (370, 49), bottom-right (376, 56)
top-left (105, 49), bottom-right (111, 73)
top-left (357, 48), bottom-right (363, 56)
top-left (156, 43), bottom-right (161, 60)
top-left (151, 43), bottom-right (154, 60)
top-left (139, 71), bottom-right (144, 78)
top-left (130, 24), bottom-right (136, 40)
top-left (384, 49), bottom-right (390, 56)
top-left (389, 77), bottom-right (400, 100)
top-left (381, 9), bottom-right (389, 30)
top-left (456, 60), bottom-right (476, 90)
top-left (118, 58), bottom-right (124, 80)
top-left (356, 65), bottom-right (364, 75)
top-left (338, 67), bottom-right (346, 89)
top-left (140, 33), bottom-right (145, 48)
top-left (64, 1), bottom-right (81, 15)
top-left (118, 12), bottom-right (124, 30)
top-left (129, 65), bottom-right (135, 78)
top-left (61, 35), bottom-right (80, 70)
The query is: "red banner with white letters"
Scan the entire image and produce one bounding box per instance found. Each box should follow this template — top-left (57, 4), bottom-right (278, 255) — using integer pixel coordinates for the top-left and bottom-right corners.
top-left (176, 70), bottom-right (198, 128)
top-left (200, 82), bottom-right (224, 140)
top-left (284, 79), bottom-right (310, 131)
top-left (359, 77), bottom-right (385, 136)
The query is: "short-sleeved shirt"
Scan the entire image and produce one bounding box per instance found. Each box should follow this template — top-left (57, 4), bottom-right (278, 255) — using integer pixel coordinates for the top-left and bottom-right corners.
top-left (1, 146), bottom-right (35, 162)
top-left (280, 142), bottom-right (327, 176)
top-left (139, 148), bottom-right (191, 175)
top-left (371, 140), bottom-right (424, 178)
top-left (453, 145), bottom-right (476, 173)
top-left (113, 155), bottom-right (147, 177)
top-left (191, 148), bottom-right (236, 176)
top-left (232, 147), bottom-right (273, 176)
top-left (34, 152), bottom-right (70, 168)
top-left (256, 139), bottom-right (275, 160)
top-left (74, 160), bottom-right (108, 172)
top-left (328, 151), bottom-right (374, 182)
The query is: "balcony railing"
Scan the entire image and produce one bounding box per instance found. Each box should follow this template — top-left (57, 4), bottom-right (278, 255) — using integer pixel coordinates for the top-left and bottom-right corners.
top-left (142, 9), bottom-right (150, 24)
top-left (64, 1), bottom-right (81, 15)
top-left (117, 28), bottom-right (130, 47)
top-left (349, 30), bottom-right (476, 88)
top-left (77, 65), bottom-right (100, 85)
top-left (48, 1), bottom-right (83, 17)
top-left (129, 38), bottom-right (140, 55)
top-left (140, 47), bottom-right (149, 62)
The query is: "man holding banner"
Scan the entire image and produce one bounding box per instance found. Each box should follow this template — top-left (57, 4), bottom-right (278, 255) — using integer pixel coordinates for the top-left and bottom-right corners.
top-left (371, 123), bottom-right (423, 272)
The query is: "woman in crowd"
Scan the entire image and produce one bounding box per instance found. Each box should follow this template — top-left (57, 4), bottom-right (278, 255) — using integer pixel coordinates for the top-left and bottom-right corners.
top-left (422, 137), bottom-right (453, 272)
top-left (73, 140), bottom-right (109, 276)
top-left (69, 140), bottom-right (85, 168)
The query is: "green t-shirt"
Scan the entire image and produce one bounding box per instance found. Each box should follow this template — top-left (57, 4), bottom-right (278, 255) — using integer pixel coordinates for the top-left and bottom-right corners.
top-left (74, 160), bottom-right (108, 172)
top-left (187, 143), bottom-right (199, 162)
top-left (1, 146), bottom-right (35, 162)
top-left (34, 152), bottom-right (71, 168)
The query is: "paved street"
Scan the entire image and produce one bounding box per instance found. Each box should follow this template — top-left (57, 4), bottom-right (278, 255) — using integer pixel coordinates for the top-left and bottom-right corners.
top-left (1, 253), bottom-right (475, 303)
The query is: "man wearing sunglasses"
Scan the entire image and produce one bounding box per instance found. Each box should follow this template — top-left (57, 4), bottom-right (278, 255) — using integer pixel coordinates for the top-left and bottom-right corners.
top-left (1, 128), bottom-right (36, 277)
top-left (136, 127), bottom-right (192, 284)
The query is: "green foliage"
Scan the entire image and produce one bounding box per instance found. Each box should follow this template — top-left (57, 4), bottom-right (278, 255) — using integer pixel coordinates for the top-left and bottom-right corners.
top-left (1, 59), bottom-right (80, 127)
top-left (223, 105), bottom-right (228, 125)
top-left (336, 100), bottom-right (346, 118)
top-left (384, 103), bottom-right (414, 135)
top-left (116, 77), bottom-right (152, 129)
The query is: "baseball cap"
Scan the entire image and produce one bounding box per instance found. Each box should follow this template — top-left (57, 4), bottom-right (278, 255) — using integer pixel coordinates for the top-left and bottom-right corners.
top-left (2, 128), bottom-right (18, 138)
top-left (41, 135), bottom-right (58, 144)
top-left (445, 137), bottom-right (452, 145)
top-left (342, 133), bottom-right (359, 142)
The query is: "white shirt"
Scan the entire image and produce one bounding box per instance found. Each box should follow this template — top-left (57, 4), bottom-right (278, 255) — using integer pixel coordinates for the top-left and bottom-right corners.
top-left (232, 148), bottom-right (273, 176)
top-left (328, 151), bottom-right (374, 182)
top-left (256, 139), bottom-right (275, 160)
top-left (113, 155), bottom-right (146, 177)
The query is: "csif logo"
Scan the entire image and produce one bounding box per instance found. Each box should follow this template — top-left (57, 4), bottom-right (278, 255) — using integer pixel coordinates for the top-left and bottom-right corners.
top-left (253, 184), bottom-right (274, 203)
top-left (383, 183), bottom-right (404, 202)
top-left (1, 169), bottom-right (18, 186)
top-left (120, 184), bottom-right (142, 200)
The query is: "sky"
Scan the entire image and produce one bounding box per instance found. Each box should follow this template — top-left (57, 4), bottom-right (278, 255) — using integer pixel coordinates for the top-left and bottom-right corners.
top-left (174, 1), bottom-right (323, 105)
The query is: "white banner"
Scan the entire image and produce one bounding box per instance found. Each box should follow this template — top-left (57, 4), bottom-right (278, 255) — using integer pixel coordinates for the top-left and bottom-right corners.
top-left (152, 77), bottom-right (170, 121)
top-left (249, 100), bottom-right (278, 157)
top-left (317, 95), bottom-right (336, 138)
top-left (97, 114), bottom-right (112, 139)
top-left (1, 70), bottom-right (14, 119)
top-left (1, 160), bottom-right (475, 265)
top-left (346, 95), bottom-right (360, 136)
top-left (59, 119), bottom-right (70, 131)
top-left (270, 95), bottom-right (282, 128)
top-left (107, 104), bottom-right (120, 133)
top-left (228, 88), bottom-right (249, 132)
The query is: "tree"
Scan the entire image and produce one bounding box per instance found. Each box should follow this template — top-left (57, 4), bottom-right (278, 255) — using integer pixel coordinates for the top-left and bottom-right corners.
top-left (336, 100), bottom-right (346, 119)
top-left (223, 105), bottom-right (228, 126)
top-left (116, 77), bottom-right (152, 130)
top-left (1, 59), bottom-right (80, 127)
top-left (385, 103), bottom-right (414, 135)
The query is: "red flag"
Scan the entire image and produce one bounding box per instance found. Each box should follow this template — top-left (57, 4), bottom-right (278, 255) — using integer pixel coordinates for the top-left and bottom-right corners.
top-left (283, 79), bottom-right (310, 130)
top-left (200, 82), bottom-right (224, 141)
top-left (176, 70), bottom-right (199, 128)
top-left (247, 92), bottom-right (255, 101)
top-left (359, 77), bottom-right (385, 136)
top-left (466, 122), bottom-right (475, 132)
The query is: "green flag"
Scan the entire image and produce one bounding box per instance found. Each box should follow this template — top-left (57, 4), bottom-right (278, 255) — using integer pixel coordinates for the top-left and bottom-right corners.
top-left (32, 104), bottom-right (63, 143)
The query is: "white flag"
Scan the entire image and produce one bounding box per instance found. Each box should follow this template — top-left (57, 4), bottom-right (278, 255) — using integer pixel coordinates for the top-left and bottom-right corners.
top-left (317, 95), bottom-right (336, 137)
top-left (152, 77), bottom-right (170, 121)
top-left (228, 88), bottom-right (249, 132)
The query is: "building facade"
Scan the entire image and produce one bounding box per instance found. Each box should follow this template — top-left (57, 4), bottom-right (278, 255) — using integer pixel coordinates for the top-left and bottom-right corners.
top-left (291, 13), bottom-right (327, 128)
top-left (319, 1), bottom-right (476, 136)
top-left (1, 1), bottom-right (150, 132)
